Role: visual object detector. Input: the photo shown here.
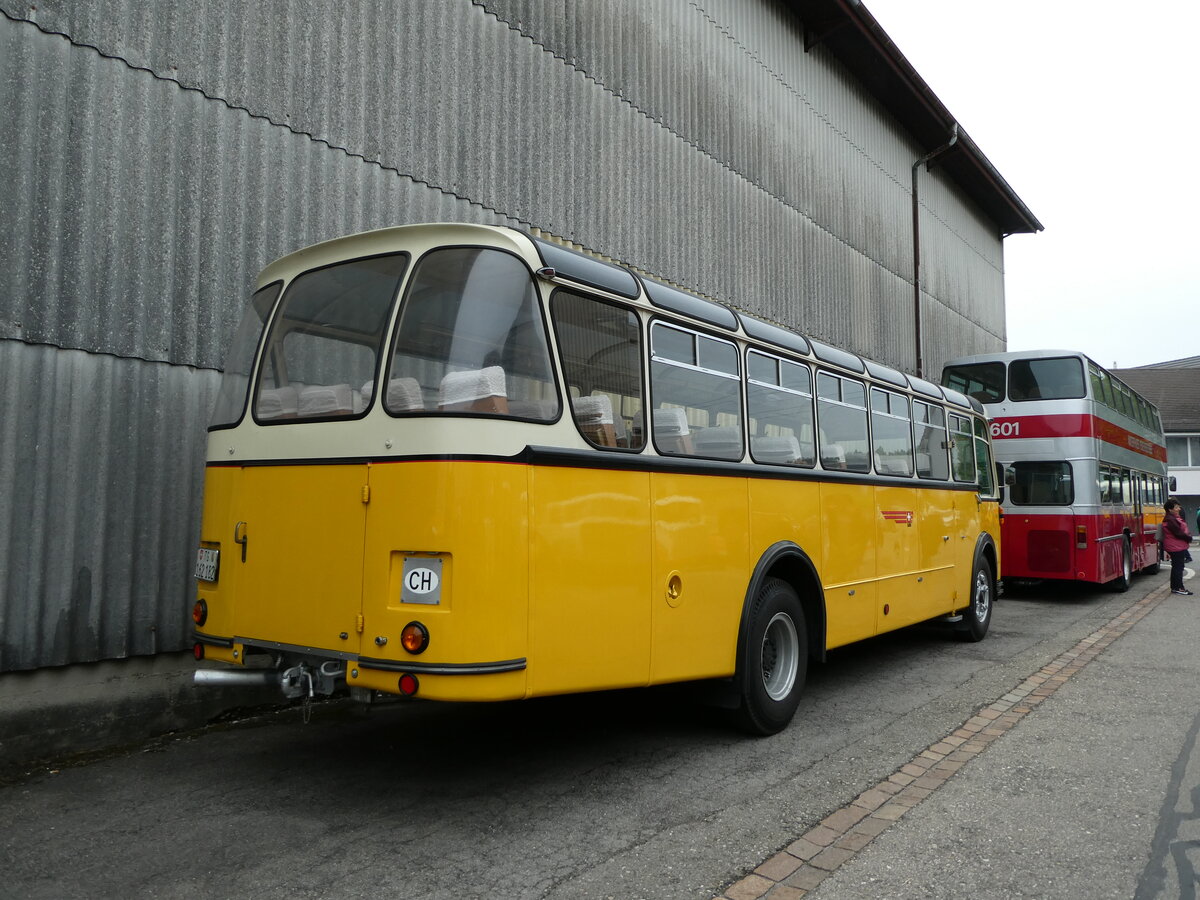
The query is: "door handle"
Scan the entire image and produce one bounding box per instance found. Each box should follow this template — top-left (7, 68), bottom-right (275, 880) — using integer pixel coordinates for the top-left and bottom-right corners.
top-left (234, 521), bottom-right (249, 562)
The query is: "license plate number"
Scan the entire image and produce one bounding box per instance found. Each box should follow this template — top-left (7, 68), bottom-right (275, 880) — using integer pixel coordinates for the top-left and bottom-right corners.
top-left (195, 548), bottom-right (220, 583)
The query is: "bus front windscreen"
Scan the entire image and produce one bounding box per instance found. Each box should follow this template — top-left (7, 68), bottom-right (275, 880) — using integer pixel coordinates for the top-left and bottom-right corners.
top-left (1008, 356), bottom-right (1086, 401)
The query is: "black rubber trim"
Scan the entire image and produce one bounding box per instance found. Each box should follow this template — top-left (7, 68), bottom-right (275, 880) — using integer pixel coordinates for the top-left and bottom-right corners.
top-left (356, 657), bottom-right (527, 675)
top-left (208, 446), bottom-right (988, 492)
top-left (192, 630), bottom-right (234, 648)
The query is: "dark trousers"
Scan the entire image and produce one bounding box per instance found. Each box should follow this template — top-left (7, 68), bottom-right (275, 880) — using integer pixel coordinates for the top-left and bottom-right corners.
top-left (1170, 550), bottom-right (1188, 591)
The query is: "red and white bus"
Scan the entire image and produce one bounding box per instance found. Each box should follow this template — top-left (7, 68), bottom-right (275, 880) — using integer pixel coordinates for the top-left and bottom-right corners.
top-left (942, 350), bottom-right (1168, 590)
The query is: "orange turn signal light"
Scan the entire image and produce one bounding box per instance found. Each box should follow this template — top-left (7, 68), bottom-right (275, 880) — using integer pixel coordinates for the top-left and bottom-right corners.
top-left (192, 600), bottom-right (208, 626)
top-left (401, 621), bottom-right (429, 655)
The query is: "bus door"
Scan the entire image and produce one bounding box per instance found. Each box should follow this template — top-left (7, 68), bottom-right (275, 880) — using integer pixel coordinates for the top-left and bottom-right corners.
top-left (234, 463), bottom-right (369, 653)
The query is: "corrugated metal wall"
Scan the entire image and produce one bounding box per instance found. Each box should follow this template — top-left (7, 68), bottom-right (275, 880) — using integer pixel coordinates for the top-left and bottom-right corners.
top-left (0, 0), bottom-right (1008, 672)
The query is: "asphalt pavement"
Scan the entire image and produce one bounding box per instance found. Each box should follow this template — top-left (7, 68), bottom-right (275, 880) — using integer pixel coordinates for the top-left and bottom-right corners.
top-left (717, 568), bottom-right (1200, 900)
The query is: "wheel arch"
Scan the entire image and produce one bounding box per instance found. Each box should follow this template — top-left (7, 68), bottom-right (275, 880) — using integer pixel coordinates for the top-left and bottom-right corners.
top-left (973, 531), bottom-right (999, 593)
top-left (738, 542), bottom-right (827, 672)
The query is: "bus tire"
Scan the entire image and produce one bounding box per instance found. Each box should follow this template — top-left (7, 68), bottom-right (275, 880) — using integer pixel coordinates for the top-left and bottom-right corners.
top-left (1110, 537), bottom-right (1133, 592)
top-left (735, 578), bottom-right (807, 736)
top-left (957, 557), bottom-right (994, 642)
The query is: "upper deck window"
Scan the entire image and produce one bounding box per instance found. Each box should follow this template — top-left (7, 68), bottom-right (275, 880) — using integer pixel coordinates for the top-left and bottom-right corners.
top-left (1008, 356), bottom-right (1085, 401)
top-left (942, 362), bottom-right (1004, 403)
top-left (387, 248), bottom-right (559, 420)
top-left (255, 255), bottom-right (408, 422)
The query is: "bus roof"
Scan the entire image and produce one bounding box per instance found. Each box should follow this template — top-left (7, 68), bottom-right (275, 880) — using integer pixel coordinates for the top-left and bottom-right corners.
top-left (258, 222), bottom-right (987, 416)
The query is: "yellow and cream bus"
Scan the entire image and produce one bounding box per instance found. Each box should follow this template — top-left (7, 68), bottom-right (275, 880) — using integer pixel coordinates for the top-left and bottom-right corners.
top-left (192, 223), bottom-right (1000, 734)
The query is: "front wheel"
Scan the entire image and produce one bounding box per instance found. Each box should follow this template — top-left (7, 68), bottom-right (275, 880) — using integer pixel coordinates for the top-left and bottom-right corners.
top-left (735, 578), bottom-right (807, 735)
top-left (957, 557), bottom-right (994, 642)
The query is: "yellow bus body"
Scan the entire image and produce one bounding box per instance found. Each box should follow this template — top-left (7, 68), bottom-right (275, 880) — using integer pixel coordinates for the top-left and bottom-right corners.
top-left (198, 460), bottom-right (998, 700)
top-left (191, 222), bottom-right (1001, 732)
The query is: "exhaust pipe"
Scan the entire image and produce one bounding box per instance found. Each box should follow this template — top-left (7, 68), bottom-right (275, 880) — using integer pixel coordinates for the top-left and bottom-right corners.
top-left (193, 668), bottom-right (281, 688)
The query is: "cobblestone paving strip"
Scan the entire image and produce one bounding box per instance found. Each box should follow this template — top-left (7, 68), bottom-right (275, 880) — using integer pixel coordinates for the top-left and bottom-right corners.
top-left (713, 583), bottom-right (1173, 899)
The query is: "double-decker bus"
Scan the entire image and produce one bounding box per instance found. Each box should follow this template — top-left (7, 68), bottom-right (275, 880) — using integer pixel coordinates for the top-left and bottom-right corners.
top-left (192, 222), bottom-right (1001, 734)
top-left (942, 350), bottom-right (1167, 591)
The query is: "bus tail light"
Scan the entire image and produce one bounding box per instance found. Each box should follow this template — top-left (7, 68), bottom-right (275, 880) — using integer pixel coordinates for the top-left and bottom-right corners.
top-left (398, 673), bottom-right (420, 696)
top-left (1076, 525), bottom-right (1087, 549)
top-left (401, 621), bottom-right (429, 654)
top-left (192, 599), bottom-right (208, 626)
top-left (193, 643), bottom-right (205, 660)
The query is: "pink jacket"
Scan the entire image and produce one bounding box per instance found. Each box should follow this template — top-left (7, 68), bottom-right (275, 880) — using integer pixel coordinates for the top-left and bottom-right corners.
top-left (1163, 511), bottom-right (1192, 553)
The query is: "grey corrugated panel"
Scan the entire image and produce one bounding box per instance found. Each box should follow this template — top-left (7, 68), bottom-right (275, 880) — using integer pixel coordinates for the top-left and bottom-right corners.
top-left (0, 341), bottom-right (219, 672)
top-left (0, 14), bottom-right (515, 372)
top-left (4, 0), bottom-right (1008, 371)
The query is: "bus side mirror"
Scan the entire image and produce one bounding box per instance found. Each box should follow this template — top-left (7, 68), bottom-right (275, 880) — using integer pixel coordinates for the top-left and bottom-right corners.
top-left (1169, 476), bottom-right (1178, 492)
top-left (1004, 468), bottom-right (1016, 486)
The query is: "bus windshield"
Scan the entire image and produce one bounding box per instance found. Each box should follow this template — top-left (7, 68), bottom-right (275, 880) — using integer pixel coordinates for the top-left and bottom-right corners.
top-left (1008, 356), bottom-right (1085, 401)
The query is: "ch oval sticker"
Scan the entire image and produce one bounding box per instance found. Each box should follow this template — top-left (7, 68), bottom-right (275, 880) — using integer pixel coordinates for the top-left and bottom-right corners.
top-left (405, 567), bottom-right (440, 594)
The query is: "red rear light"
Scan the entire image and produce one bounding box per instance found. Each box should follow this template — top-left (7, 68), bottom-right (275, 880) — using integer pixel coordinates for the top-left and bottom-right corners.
top-left (192, 600), bottom-right (208, 626)
top-left (1075, 525), bottom-right (1087, 549)
top-left (193, 643), bottom-right (205, 660)
top-left (398, 672), bottom-right (420, 696)
top-left (401, 621), bottom-right (429, 655)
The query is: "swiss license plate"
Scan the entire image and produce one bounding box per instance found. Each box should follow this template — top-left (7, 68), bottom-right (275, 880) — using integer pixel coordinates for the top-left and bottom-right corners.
top-left (195, 547), bottom-right (220, 583)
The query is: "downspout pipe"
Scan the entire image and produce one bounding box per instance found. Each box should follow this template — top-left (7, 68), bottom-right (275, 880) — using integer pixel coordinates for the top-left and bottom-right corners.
top-left (911, 123), bottom-right (959, 379)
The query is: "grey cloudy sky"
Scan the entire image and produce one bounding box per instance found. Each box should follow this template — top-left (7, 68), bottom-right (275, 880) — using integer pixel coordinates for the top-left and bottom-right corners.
top-left (863, 0), bottom-right (1200, 369)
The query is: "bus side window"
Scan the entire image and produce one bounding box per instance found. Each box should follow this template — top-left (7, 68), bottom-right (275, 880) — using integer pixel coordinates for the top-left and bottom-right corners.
top-left (913, 401), bottom-right (950, 480)
top-left (817, 372), bottom-right (869, 473)
top-left (746, 350), bottom-right (816, 467)
top-left (649, 322), bottom-right (742, 460)
top-left (973, 417), bottom-right (995, 496)
top-left (550, 291), bottom-right (645, 450)
top-left (870, 388), bottom-right (914, 476)
top-left (949, 414), bottom-right (976, 483)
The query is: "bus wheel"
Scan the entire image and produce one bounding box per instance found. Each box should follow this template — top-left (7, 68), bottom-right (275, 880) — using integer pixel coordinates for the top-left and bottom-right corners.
top-left (735, 578), bottom-right (807, 736)
top-left (957, 558), bottom-right (993, 642)
top-left (1110, 538), bottom-right (1133, 592)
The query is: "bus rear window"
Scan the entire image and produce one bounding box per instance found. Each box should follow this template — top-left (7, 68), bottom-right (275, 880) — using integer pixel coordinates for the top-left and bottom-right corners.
top-left (255, 255), bottom-right (407, 421)
top-left (942, 362), bottom-right (1005, 402)
top-left (1007, 461), bottom-right (1073, 506)
top-left (210, 281), bottom-right (282, 428)
top-left (1008, 357), bottom-right (1085, 401)
top-left (387, 248), bottom-right (559, 420)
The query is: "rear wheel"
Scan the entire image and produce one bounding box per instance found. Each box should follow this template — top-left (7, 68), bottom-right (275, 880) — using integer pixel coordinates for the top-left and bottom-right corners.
top-left (957, 557), bottom-right (994, 642)
top-left (735, 578), bottom-right (807, 735)
top-left (1110, 537), bottom-right (1133, 592)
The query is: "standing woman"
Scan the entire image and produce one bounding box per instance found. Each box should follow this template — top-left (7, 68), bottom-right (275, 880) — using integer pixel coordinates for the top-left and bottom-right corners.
top-left (1163, 499), bottom-right (1194, 595)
